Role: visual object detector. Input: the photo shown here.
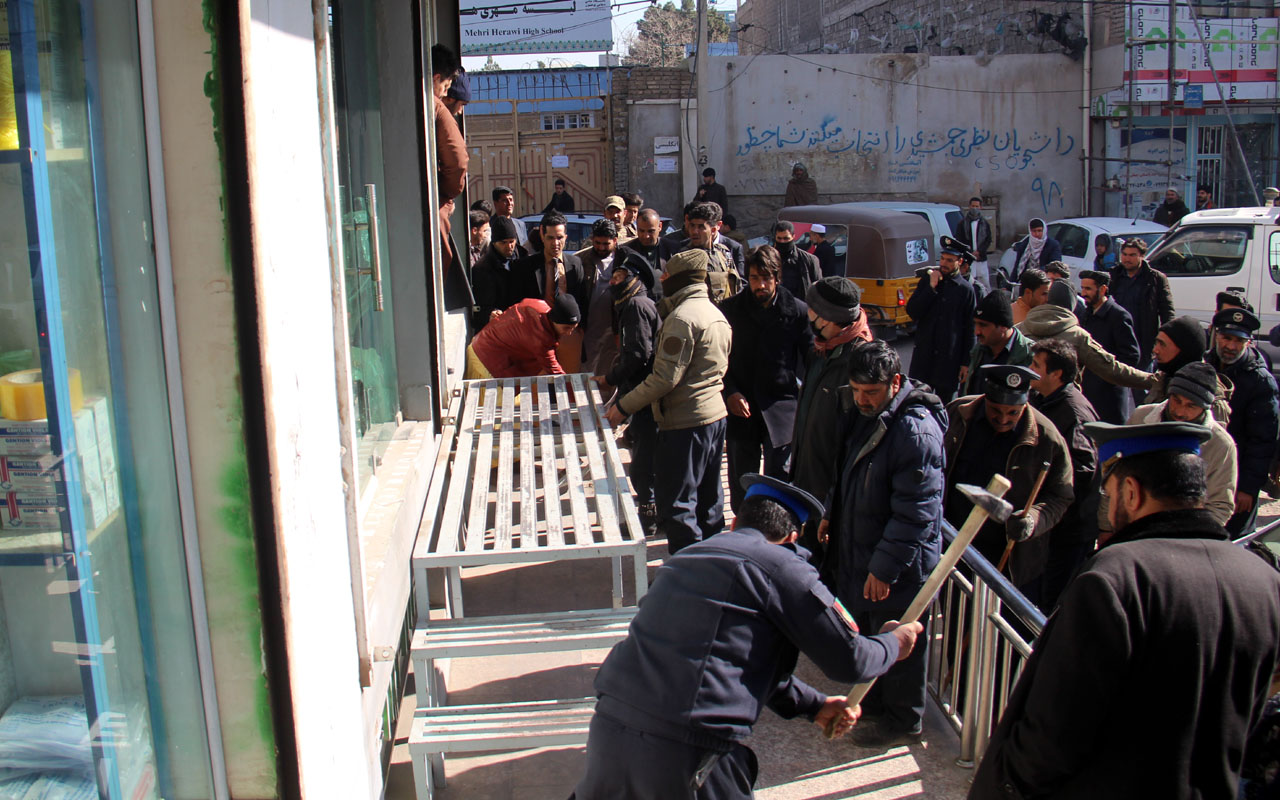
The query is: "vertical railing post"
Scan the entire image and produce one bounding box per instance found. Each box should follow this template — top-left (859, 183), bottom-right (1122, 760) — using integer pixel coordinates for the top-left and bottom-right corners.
top-left (957, 578), bottom-right (987, 767)
top-left (972, 585), bottom-right (1002, 762)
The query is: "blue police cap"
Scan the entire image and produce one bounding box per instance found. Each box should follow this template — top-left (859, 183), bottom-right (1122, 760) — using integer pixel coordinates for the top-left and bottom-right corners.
top-left (980, 363), bottom-right (1038, 406)
top-left (1083, 421), bottom-right (1212, 478)
top-left (740, 474), bottom-right (824, 525)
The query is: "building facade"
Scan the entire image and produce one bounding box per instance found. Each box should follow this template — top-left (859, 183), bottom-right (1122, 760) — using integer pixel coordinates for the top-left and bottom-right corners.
top-left (0, 0), bottom-right (463, 796)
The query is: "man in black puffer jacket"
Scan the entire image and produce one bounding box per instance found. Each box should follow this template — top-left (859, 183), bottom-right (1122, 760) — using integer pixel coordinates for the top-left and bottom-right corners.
top-left (820, 340), bottom-right (946, 748)
top-left (1207, 307), bottom-right (1279, 536)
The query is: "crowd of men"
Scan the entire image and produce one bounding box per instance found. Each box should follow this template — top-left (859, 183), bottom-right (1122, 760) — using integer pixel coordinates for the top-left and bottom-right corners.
top-left (433, 53), bottom-right (1280, 797)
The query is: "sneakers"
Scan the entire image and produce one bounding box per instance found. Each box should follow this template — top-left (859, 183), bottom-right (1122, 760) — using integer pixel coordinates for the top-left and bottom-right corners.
top-left (847, 718), bottom-right (922, 749)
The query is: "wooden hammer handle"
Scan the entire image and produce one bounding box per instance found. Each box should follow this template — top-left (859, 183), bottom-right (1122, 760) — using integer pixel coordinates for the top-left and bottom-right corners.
top-left (997, 460), bottom-right (1052, 574)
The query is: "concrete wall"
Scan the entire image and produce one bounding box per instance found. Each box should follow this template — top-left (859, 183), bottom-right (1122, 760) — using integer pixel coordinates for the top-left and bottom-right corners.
top-left (737, 0), bottom-right (1082, 58)
top-left (703, 53), bottom-right (1086, 244)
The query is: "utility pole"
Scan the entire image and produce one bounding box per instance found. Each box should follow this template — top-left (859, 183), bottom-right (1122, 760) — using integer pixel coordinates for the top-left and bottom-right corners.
top-left (695, 0), bottom-right (709, 170)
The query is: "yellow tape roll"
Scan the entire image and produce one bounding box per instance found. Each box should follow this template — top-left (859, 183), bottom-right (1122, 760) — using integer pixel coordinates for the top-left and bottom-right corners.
top-left (0, 368), bottom-right (84, 421)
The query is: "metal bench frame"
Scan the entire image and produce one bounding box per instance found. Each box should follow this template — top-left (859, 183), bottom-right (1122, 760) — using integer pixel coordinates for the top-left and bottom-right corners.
top-left (407, 374), bottom-right (647, 798)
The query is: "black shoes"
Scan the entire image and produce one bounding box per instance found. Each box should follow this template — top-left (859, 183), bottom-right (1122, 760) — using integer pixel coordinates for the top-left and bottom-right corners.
top-left (847, 718), bottom-right (923, 749)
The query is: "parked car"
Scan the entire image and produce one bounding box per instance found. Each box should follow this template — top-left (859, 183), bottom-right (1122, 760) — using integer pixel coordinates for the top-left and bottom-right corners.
top-left (1144, 206), bottom-right (1280, 371)
top-left (518, 212), bottom-right (674, 252)
top-left (998, 217), bottom-right (1168, 287)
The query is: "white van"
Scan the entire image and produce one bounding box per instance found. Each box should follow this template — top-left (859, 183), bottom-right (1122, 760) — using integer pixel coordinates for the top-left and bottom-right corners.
top-left (1146, 206), bottom-right (1280, 365)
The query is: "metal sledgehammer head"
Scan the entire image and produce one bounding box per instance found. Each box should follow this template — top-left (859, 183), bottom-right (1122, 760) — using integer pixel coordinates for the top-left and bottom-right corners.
top-left (956, 482), bottom-right (1014, 525)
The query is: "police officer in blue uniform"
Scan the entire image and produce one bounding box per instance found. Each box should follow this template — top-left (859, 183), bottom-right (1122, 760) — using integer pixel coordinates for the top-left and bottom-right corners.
top-left (572, 474), bottom-right (923, 799)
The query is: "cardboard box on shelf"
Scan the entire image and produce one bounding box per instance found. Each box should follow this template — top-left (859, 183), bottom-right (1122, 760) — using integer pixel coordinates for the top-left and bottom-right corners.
top-left (0, 489), bottom-right (63, 531)
top-left (0, 409), bottom-right (97, 456)
top-left (86, 396), bottom-right (113, 457)
top-left (0, 455), bottom-right (60, 491)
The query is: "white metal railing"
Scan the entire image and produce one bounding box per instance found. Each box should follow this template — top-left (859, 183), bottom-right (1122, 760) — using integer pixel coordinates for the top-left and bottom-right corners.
top-left (926, 523), bottom-right (1047, 767)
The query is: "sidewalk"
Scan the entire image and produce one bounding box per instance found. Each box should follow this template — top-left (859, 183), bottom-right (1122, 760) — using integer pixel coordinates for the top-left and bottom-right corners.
top-left (385, 537), bottom-right (974, 799)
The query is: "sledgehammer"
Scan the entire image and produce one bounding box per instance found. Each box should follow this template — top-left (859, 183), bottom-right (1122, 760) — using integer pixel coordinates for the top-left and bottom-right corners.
top-left (823, 474), bottom-right (1013, 739)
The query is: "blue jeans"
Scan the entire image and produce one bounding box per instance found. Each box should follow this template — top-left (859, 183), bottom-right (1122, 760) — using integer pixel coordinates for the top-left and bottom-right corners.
top-left (656, 418), bottom-right (727, 554)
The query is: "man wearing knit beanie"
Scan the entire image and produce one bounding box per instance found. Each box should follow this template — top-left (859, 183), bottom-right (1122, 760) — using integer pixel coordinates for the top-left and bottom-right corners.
top-left (1111, 361), bottom-right (1238, 532)
top-left (607, 247), bottom-right (732, 554)
top-left (466, 296), bottom-right (578, 378)
top-left (471, 214), bottom-right (526, 330)
top-left (792, 277), bottom-right (872, 566)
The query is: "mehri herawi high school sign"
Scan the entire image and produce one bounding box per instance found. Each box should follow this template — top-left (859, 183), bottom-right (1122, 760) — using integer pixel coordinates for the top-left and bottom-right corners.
top-left (461, 0), bottom-right (613, 55)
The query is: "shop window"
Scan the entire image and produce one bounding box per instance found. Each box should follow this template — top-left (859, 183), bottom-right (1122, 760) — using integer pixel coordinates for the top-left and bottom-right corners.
top-left (0, 0), bottom-right (217, 796)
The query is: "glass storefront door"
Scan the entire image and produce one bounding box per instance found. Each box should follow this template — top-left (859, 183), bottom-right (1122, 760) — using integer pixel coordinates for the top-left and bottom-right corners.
top-left (329, 0), bottom-right (402, 494)
top-left (0, 0), bottom-right (216, 796)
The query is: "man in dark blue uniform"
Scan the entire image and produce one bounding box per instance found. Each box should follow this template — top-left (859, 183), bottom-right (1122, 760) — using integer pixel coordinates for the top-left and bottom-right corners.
top-left (1207, 307), bottom-right (1280, 536)
top-left (970, 422), bottom-right (1280, 798)
top-left (905, 237), bottom-right (977, 402)
top-left (573, 474), bottom-right (923, 799)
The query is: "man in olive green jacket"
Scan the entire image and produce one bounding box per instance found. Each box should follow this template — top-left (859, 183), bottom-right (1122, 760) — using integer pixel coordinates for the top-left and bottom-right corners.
top-left (608, 249), bottom-right (732, 553)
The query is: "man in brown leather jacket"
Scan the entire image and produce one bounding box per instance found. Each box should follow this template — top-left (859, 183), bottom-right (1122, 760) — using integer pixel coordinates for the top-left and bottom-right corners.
top-left (943, 364), bottom-right (1073, 606)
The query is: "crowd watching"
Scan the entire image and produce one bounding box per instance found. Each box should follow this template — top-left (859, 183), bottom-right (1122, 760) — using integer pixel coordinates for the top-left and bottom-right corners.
top-left (426, 79), bottom-right (1280, 791)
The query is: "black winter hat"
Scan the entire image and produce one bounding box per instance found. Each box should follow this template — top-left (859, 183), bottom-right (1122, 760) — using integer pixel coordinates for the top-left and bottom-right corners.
top-left (547, 293), bottom-right (581, 325)
top-left (1168, 362), bottom-right (1218, 410)
top-left (1158, 315), bottom-right (1207, 361)
top-left (805, 277), bottom-right (861, 325)
top-left (1047, 279), bottom-right (1076, 309)
top-left (490, 215), bottom-right (519, 242)
top-left (974, 289), bottom-right (1014, 328)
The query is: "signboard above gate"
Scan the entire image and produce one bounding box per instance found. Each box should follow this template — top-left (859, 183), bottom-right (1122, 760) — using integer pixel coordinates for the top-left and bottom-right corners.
top-left (461, 0), bottom-right (613, 55)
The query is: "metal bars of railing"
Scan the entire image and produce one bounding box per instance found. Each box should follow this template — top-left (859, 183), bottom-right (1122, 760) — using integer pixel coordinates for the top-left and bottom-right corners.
top-left (926, 522), bottom-right (1048, 767)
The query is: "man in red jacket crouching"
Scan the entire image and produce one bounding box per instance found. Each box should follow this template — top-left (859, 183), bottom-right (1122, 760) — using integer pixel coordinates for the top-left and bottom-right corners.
top-left (466, 294), bottom-right (580, 378)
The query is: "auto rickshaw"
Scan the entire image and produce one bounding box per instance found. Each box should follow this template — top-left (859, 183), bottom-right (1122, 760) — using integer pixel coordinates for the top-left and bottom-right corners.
top-left (778, 204), bottom-right (936, 337)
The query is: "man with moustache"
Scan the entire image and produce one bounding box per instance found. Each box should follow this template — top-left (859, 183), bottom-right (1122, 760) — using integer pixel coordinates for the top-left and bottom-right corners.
top-left (944, 364), bottom-right (1074, 604)
top-left (818, 340), bottom-right (946, 747)
top-left (905, 237), bottom-right (977, 402)
top-left (1206, 307), bottom-right (1279, 535)
top-left (961, 289), bottom-right (1033, 396)
top-left (969, 421), bottom-right (1280, 799)
top-left (720, 246), bottom-right (813, 512)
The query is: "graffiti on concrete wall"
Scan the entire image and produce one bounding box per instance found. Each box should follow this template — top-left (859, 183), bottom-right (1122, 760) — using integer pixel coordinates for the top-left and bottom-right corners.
top-left (736, 120), bottom-right (1076, 177)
